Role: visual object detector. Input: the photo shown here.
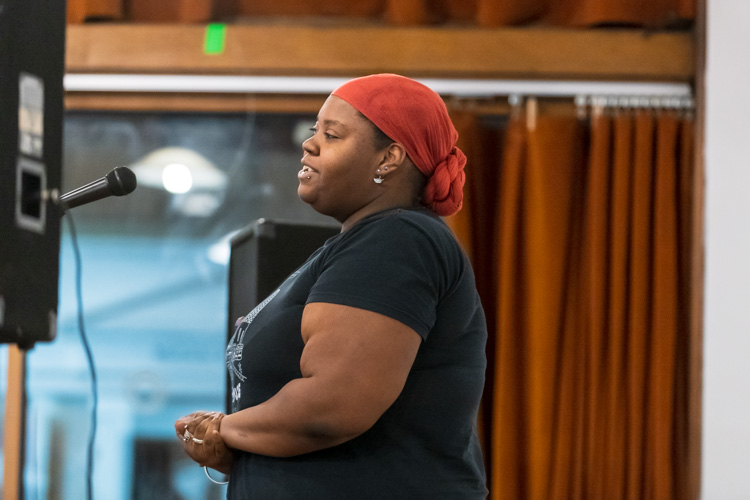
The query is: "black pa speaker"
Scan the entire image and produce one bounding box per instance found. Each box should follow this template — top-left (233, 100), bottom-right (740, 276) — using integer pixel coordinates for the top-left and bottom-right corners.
top-left (226, 218), bottom-right (339, 410)
top-left (0, 0), bottom-right (67, 347)
top-left (227, 218), bottom-right (339, 332)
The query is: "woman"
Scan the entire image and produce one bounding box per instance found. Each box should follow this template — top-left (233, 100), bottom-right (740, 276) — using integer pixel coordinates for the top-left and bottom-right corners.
top-left (175, 73), bottom-right (488, 499)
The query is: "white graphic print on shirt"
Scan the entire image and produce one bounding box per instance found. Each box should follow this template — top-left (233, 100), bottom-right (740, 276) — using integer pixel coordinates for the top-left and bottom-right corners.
top-left (226, 288), bottom-right (280, 407)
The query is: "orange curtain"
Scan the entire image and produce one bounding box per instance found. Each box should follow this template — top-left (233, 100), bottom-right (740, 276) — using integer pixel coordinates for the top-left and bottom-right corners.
top-left (67, 0), bottom-right (123, 23)
top-left (386, 0), bottom-right (695, 27)
top-left (447, 101), bottom-right (694, 499)
top-left (474, 0), bottom-right (695, 27)
top-left (492, 103), bottom-right (589, 499)
top-left (445, 110), bottom-right (504, 457)
top-left (385, 0), bottom-right (695, 27)
top-left (67, 0), bottom-right (693, 26)
top-left (543, 0), bottom-right (695, 28)
top-left (233, 0), bottom-right (384, 18)
top-left (127, 0), bottom-right (213, 23)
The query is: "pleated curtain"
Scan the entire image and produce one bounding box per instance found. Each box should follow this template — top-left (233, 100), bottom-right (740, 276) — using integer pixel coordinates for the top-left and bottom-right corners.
top-left (475, 0), bottom-right (695, 27)
top-left (446, 101), bottom-right (694, 499)
top-left (386, 0), bottom-right (695, 27)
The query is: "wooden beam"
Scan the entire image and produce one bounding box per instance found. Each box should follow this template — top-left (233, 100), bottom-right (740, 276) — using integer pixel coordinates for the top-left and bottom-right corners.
top-left (65, 92), bottom-right (327, 113)
top-left (2, 346), bottom-right (26, 500)
top-left (64, 91), bottom-right (522, 115)
top-left (65, 23), bottom-right (694, 82)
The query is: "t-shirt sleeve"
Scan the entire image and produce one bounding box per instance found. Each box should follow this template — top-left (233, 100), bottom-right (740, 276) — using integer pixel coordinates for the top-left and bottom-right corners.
top-left (306, 216), bottom-right (452, 339)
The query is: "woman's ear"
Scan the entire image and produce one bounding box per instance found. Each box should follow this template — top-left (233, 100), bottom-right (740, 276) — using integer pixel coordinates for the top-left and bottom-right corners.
top-left (380, 142), bottom-right (408, 174)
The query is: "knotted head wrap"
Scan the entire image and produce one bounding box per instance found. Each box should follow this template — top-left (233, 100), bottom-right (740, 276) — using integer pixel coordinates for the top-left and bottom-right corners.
top-left (332, 73), bottom-right (466, 217)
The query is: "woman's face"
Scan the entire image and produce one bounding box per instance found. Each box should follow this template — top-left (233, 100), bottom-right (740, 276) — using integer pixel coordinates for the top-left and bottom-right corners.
top-left (298, 95), bottom-right (386, 223)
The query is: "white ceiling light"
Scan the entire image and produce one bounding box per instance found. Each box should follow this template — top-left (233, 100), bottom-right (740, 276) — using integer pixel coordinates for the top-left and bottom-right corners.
top-left (161, 163), bottom-right (193, 194)
top-left (130, 147), bottom-right (227, 193)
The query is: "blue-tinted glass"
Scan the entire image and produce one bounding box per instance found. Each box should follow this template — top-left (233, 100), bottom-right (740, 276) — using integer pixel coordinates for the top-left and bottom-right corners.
top-left (19, 110), bottom-right (329, 499)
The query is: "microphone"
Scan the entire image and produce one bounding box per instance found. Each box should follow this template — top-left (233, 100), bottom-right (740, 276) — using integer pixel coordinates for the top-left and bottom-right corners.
top-left (59, 166), bottom-right (137, 211)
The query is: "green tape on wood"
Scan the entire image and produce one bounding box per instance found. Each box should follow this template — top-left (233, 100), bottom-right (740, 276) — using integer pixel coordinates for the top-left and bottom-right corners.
top-left (204, 24), bottom-right (226, 55)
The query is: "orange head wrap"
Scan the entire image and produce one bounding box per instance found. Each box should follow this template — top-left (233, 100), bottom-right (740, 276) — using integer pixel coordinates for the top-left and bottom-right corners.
top-left (332, 74), bottom-right (466, 217)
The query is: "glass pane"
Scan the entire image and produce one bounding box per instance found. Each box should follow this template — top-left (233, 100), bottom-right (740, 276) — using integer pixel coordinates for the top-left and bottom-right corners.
top-left (23, 110), bottom-right (330, 499)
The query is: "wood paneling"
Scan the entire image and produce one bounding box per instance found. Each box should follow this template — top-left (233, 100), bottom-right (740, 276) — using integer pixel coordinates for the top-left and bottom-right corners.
top-left (64, 92), bottom-right (327, 112)
top-left (64, 91), bottom-right (521, 114)
top-left (65, 24), bottom-right (694, 81)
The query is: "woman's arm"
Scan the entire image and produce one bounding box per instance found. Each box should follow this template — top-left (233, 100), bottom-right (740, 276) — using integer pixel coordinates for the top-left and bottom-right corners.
top-left (219, 302), bottom-right (422, 457)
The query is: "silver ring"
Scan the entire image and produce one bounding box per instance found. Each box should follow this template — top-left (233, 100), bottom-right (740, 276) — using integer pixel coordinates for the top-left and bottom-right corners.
top-left (183, 428), bottom-right (194, 442)
top-left (192, 437), bottom-right (204, 444)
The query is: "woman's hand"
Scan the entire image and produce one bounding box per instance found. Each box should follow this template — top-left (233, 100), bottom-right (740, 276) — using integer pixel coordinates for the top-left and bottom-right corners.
top-left (175, 411), bottom-right (234, 475)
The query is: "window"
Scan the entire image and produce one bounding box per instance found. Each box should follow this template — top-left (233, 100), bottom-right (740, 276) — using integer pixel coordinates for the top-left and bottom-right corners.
top-left (20, 110), bottom-right (330, 499)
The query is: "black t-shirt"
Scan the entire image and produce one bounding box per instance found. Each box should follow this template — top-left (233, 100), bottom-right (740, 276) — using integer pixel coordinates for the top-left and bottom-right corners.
top-left (226, 208), bottom-right (488, 499)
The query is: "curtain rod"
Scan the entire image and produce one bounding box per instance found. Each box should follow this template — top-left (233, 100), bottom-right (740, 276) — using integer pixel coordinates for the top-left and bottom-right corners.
top-left (63, 74), bottom-right (692, 99)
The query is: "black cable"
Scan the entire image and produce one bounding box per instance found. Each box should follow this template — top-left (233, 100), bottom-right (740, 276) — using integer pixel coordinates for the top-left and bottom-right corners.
top-left (64, 212), bottom-right (98, 500)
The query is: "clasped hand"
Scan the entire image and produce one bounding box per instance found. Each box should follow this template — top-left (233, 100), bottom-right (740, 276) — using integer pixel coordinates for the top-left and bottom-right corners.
top-left (174, 411), bottom-right (234, 475)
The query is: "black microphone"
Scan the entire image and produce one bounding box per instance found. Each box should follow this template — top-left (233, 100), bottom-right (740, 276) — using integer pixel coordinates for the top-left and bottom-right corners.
top-left (59, 166), bottom-right (137, 211)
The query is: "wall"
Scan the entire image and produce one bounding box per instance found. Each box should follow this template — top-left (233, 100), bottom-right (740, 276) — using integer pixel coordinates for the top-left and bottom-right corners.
top-left (702, 0), bottom-right (750, 498)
